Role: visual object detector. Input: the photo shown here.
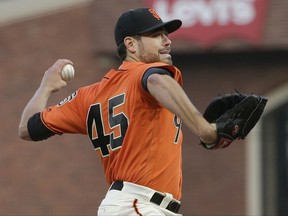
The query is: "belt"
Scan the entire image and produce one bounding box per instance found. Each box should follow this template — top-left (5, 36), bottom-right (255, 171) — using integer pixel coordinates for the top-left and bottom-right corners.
top-left (109, 181), bottom-right (181, 213)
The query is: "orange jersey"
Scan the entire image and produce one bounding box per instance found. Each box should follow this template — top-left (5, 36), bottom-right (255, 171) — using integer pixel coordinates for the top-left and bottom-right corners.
top-left (41, 61), bottom-right (183, 199)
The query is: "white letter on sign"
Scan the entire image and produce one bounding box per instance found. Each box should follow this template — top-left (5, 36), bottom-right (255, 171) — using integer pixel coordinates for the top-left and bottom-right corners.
top-left (152, 0), bottom-right (256, 27)
top-left (232, 0), bottom-right (255, 25)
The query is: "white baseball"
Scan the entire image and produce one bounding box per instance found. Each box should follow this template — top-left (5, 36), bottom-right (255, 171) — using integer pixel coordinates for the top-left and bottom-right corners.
top-left (61, 64), bottom-right (75, 81)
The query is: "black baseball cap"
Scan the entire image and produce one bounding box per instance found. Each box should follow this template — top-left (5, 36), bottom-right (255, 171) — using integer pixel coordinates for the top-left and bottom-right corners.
top-left (114, 8), bottom-right (182, 46)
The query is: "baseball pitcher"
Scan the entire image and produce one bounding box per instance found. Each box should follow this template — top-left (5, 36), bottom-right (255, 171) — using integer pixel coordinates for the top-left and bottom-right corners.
top-left (19, 8), bottom-right (267, 216)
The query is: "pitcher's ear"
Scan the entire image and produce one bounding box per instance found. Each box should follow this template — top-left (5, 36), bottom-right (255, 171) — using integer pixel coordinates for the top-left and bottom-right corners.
top-left (124, 36), bottom-right (137, 53)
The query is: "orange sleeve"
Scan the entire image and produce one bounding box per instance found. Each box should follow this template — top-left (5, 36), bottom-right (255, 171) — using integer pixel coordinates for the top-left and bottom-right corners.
top-left (41, 86), bottom-right (95, 135)
top-left (134, 63), bottom-right (183, 108)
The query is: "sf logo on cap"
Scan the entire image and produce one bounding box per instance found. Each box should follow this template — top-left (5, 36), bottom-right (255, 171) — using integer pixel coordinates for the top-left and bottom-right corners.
top-left (149, 9), bottom-right (161, 20)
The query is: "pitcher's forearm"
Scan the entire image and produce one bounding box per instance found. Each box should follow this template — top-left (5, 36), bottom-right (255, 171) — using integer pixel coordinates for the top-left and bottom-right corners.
top-left (19, 87), bottom-right (52, 140)
top-left (19, 59), bottom-right (72, 140)
top-left (147, 74), bottom-right (217, 144)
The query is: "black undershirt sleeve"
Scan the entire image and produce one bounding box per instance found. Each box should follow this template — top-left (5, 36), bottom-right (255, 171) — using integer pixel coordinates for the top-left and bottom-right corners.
top-left (142, 67), bottom-right (172, 92)
top-left (27, 112), bottom-right (56, 141)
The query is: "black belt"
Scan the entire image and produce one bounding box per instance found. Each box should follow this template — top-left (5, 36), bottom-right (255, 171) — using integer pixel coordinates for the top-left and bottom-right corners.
top-left (110, 181), bottom-right (181, 213)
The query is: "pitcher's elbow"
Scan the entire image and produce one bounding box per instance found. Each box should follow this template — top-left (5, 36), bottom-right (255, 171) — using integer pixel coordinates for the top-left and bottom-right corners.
top-left (18, 126), bottom-right (32, 141)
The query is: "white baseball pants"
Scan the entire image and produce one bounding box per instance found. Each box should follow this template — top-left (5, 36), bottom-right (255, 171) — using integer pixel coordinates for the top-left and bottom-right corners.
top-left (98, 181), bottom-right (182, 216)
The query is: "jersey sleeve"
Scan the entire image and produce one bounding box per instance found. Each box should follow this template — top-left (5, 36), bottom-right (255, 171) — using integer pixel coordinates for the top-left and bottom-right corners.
top-left (135, 63), bottom-right (183, 108)
top-left (160, 65), bottom-right (183, 86)
top-left (142, 63), bottom-right (183, 87)
top-left (141, 67), bottom-right (172, 91)
top-left (41, 87), bottom-right (90, 135)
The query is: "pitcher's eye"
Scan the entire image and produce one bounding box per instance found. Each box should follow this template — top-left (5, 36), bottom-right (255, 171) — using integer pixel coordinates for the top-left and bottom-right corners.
top-left (152, 33), bottom-right (161, 38)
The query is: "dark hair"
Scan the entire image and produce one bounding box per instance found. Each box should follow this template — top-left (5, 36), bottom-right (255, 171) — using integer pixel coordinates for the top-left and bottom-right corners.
top-left (117, 42), bottom-right (127, 61)
top-left (116, 35), bottom-right (141, 61)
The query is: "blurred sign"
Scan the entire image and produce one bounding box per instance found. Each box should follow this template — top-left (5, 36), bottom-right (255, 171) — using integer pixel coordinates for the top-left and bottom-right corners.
top-left (143, 0), bottom-right (267, 46)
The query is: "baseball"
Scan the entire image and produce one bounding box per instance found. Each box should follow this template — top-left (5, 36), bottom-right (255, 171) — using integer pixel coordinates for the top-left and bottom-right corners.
top-left (61, 64), bottom-right (75, 81)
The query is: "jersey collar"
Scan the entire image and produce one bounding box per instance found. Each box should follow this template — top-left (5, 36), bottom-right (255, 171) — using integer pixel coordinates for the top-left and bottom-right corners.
top-left (118, 61), bottom-right (146, 71)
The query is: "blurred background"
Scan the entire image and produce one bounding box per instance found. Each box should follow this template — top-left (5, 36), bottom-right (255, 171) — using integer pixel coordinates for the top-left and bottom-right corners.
top-left (0, 0), bottom-right (288, 215)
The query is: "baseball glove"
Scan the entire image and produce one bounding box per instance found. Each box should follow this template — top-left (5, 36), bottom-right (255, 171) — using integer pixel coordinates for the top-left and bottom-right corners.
top-left (201, 93), bottom-right (268, 149)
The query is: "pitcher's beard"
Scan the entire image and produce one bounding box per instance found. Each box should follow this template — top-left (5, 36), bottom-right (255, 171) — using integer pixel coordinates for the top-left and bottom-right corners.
top-left (139, 53), bottom-right (173, 65)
